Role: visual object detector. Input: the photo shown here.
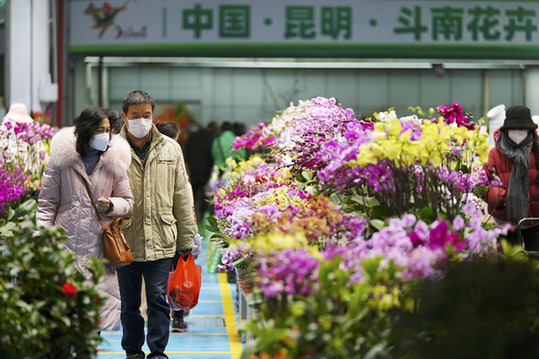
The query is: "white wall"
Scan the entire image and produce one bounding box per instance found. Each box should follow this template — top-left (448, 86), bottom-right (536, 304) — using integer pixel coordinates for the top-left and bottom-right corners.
top-left (67, 57), bottom-right (525, 129)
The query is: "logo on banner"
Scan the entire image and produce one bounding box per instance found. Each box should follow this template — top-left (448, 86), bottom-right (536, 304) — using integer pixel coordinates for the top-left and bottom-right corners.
top-left (84, 2), bottom-right (128, 38)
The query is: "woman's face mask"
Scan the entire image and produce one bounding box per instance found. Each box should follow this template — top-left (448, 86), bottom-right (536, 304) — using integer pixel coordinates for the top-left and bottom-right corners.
top-left (508, 129), bottom-right (529, 144)
top-left (127, 118), bottom-right (153, 138)
top-left (89, 132), bottom-right (110, 151)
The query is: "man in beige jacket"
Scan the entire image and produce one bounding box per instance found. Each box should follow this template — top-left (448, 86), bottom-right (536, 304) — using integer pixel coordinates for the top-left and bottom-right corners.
top-left (117, 90), bottom-right (197, 359)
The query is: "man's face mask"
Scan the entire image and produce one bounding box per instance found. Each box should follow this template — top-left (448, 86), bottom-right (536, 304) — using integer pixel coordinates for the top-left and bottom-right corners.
top-left (127, 118), bottom-right (153, 138)
top-left (508, 129), bottom-right (529, 145)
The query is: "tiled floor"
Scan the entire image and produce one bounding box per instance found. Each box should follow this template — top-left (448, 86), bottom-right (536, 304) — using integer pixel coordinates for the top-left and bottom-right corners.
top-left (97, 247), bottom-right (243, 359)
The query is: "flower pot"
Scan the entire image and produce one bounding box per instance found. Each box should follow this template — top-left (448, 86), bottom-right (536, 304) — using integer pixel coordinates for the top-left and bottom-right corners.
top-left (235, 265), bottom-right (253, 296)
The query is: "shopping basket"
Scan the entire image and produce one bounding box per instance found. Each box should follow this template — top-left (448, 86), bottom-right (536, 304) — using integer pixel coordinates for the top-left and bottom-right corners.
top-left (515, 217), bottom-right (539, 258)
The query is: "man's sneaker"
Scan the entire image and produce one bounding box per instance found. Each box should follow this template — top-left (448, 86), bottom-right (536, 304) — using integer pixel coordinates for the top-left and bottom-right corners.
top-left (126, 354), bottom-right (144, 359)
top-left (178, 320), bottom-right (188, 332)
top-left (172, 317), bottom-right (188, 332)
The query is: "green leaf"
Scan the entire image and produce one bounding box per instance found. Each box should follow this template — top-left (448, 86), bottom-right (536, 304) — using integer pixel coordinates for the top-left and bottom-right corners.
top-left (418, 206), bottom-right (434, 223)
top-left (329, 192), bottom-right (343, 205)
top-left (0, 221), bottom-right (16, 237)
top-left (370, 205), bottom-right (388, 220)
top-left (370, 219), bottom-right (386, 231)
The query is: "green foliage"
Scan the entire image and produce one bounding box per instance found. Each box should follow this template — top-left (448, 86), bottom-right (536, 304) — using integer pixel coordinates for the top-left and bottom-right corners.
top-left (242, 256), bottom-right (408, 359)
top-left (205, 213), bottom-right (235, 248)
top-left (242, 250), bottom-right (539, 359)
top-left (390, 255), bottom-right (539, 359)
top-left (473, 184), bottom-right (488, 199)
top-left (0, 196), bottom-right (37, 236)
top-left (296, 170), bottom-right (318, 188)
top-left (0, 199), bottom-right (105, 359)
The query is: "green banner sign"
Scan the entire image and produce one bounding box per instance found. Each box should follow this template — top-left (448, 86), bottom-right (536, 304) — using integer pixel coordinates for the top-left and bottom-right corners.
top-left (69, 0), bottom-right (539, 59)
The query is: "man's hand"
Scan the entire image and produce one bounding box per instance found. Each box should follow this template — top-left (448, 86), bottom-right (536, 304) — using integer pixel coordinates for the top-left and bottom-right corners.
top-left (174, 249), bottom-right (192, 263)
top-left (178, 249), bottom-right (192, 258)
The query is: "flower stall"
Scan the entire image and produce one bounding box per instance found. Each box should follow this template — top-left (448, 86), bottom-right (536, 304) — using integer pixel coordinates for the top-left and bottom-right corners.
top-left (208, 97), bottom-right (539, 358)
top-left (0, 120), bottom-right (55, 211)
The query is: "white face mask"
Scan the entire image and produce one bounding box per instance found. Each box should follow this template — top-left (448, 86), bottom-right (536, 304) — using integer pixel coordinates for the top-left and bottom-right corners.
top-left (128, 118), bottom-right (153, 138)
top-left (508, 130), bottom-right (529, 144)
top-left (89, 132), bottom-right (110, 151)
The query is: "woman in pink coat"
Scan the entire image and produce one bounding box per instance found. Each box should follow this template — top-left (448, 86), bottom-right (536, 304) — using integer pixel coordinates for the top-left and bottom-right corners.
top-left (36, 106), bottom-right (134, 330)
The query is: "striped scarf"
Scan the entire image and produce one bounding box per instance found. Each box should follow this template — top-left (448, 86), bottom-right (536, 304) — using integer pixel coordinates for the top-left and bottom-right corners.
top-left (496, 131), bottom-right (533, 222)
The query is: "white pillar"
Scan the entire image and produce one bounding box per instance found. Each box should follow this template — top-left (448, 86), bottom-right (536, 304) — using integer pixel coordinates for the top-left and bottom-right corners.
top-left (31, 0), bottom-right (50, 114)
top-left (5, 0), bottom-right (52, 114)
top-left (486, 104), bottom-right (505, 147)
top-left (5, 0), bottom-right (32, 109)
top-left (525, 68), bottom-right (539, 118)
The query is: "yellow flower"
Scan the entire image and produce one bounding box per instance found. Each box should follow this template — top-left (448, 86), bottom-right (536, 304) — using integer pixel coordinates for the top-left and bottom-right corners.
top-left (384, 140), bottom-right (402, 162)
top-left (385, 118), bottom-right (402, 138)
top-left (252, 231), bottom-right (310, 254)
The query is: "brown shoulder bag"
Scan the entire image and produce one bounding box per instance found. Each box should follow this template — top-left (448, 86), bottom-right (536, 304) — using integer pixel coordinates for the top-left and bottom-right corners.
top-left (82, 180), bottom-right (133, 268)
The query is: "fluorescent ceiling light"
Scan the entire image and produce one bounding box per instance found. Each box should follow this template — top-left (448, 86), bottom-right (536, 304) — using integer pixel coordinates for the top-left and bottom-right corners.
top-left (84, 56), bottom-right (533, 70)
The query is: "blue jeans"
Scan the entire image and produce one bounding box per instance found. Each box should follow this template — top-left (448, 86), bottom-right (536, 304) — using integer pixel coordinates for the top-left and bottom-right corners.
top-left (117, 259), bottom-right (172, 359)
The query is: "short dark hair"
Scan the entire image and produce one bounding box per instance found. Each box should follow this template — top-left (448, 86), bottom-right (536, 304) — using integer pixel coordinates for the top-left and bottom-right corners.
top-left (74, 106), bottom-right (109, 155)
top-left (107, 109), bottom-right (123, 134)
top-left (122, 90), bottom-right (155, 114)
top-left (207, 121), bottom-right (219, 133)
top-left (220, 121), bottom-right (234, 132)
top-left (156, 121), bottom-right (180, 140)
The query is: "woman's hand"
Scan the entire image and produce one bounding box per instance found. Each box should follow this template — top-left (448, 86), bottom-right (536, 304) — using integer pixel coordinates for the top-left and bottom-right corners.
top-left (97, 197), bottom-right (112, 212)
top-left (488, 166), bottom-right (502, 183)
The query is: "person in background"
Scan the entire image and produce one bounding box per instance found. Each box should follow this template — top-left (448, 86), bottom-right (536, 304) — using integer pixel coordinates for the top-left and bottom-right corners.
top-left (155, 120), bottom-right (193, 333)
top-left (117, 90), bottom-right (197, 359)
top-left (211, 121), bottom-right (247, 171)
top-left (36, 106), bottom-right (134, 331)
top-left (233, 121), bottom-right (246, 137)
top-left (210, 121), bottom-right (247, 283)
top-left (2, 102), bottom-right (34, 124)
top-left (184, 121), bottom-right (218, 224)
top-left (107, 108), bottom-right (124, 134)
top-left (484, 105), bottom-right (539, 251)
top-left (155, 121), bottom-right (181, 142)
top-left (167, 233), bottom-right (203, 332)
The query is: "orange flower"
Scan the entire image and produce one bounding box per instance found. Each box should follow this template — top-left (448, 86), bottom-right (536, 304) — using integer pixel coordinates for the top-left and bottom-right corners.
top-left (249, 350), bottom-right (287, 359)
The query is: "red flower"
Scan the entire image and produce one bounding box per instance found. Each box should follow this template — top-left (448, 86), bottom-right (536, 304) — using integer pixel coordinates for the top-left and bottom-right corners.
top-left (62, 282), bottom-right (78, 297)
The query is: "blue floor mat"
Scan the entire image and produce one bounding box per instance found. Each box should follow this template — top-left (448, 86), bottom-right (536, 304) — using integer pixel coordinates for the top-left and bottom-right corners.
top-left (97, 236), bottom-right (243, 359)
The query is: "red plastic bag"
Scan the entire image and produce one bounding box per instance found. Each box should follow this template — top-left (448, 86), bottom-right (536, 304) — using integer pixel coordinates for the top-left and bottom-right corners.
top-left (167, 253), bottom-right (202, 311)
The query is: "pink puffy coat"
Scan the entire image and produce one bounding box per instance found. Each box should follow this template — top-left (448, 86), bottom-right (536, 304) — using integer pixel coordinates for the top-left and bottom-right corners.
top-left (36, 127), bottom-right (134, 330)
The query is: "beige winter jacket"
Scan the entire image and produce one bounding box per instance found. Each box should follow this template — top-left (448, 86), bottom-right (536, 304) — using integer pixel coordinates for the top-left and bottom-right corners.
top-left (119, 125), bottom-right (197, 261)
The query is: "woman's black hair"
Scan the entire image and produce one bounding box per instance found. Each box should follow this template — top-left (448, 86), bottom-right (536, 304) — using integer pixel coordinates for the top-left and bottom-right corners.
top-left (74, 106), bottom-right (110, 156)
